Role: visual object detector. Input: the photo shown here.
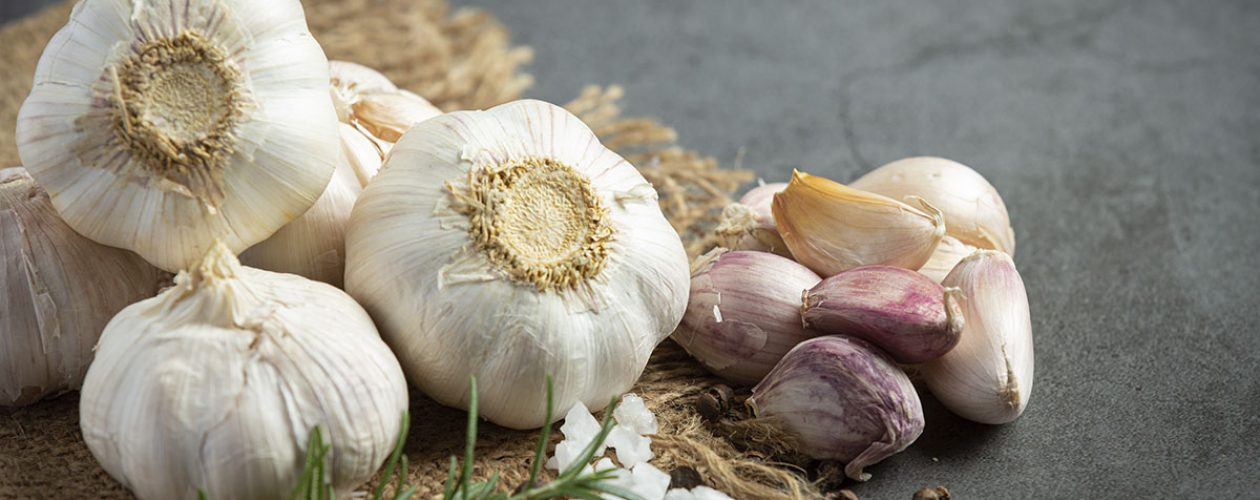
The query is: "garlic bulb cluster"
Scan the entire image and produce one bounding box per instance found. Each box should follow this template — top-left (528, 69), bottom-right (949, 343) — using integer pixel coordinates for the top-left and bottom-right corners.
top-left (346, 99), bottom-right (690, 429)
top-left (17, 0), bottom-right (341, 272)
top-left (748, 335), bottom-right (924, 481)
top-left (714, 182), bottom-right (790, 256)
top-left (673, 249), bottom-right (821, 384)
top-left (80, 243), bottom-right (408, 499)
top-left (2, 168), bottom-right (167, 406)
top-left (852, 157), bottom-right (1015, 255)
top-left (772, 170), bottom-right (945, 276)
top-left (239, 61), bottom-right (442, 286)
top-left (922, 250), bottom-right (1034, 424)
top-left (803, 265), bottom-right (964, 364)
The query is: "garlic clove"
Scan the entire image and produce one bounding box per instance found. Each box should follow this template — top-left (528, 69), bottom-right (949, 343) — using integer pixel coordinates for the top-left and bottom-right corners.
top-left (772, 170), bottom-right (945, 276)
top-left (350, 90), bottom-right (444, 143)
top-left (738, 182), bottom-right (788, 215)
top-left (340, 122), bottom-right (387, 186)
top-left (80, 242), bottom-right (409, 499)
top-left (802, 265), bottom-right (963, 364)
top-left (917, 235), bottom-right (976, 283)
top-left (673, 249), bottom-right (822, 384)
top-left (16, 0), bottom-right (341, 272)
top-left (748, 336), bottom-right (924, 481)
top-left (851, 157), bottom-right (1016, 255)
top-left (922, 250), bottom-right (1034, 424)
top-left (2, 168), bottom-right (167, 406)
top-left (713, 182), bottom-right (791, 256)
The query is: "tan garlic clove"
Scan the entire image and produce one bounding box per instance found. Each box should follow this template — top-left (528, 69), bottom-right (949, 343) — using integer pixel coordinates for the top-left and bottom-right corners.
top-left (917, 236), bottom-right (977, 283)
top-left (2, 168), bottom-right (167, 406)
top-left (772, 170), bottom-right (945, 276)
top-left (339, 123), bottom-right (386, 186)
top-left (922, 250), bottom-right (1034, 424)
top-left (351, 91), bottom-right (444, 143)
top-left (851, 157), bottom-right (1016, 255)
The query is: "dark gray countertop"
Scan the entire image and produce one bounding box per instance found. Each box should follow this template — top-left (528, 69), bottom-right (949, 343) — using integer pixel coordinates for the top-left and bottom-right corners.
top-left (449, 0), bottom-right (1260, 497)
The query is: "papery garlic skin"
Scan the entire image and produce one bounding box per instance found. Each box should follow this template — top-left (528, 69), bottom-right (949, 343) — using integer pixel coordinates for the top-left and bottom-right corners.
top-left (80, 244), bottom-right (408, 499)
top-left (803, 265), bottom-right (963, 364)
top-left (714, 183), bottom-right (790, 256)
top-left (346, 99), bottom-right (689, 429)
top-left (673, 249), bottom-right (822, 384)
top-left (17, 0), bottom-right (340, 272)
top-left (917, 236), bottom-right (976, 283)
top-left (773, 170), bottom-right (945, 276)
top-left (922, 250), bottom-right (1034, 424)
top-left (749, 336), bottom-right (923, 481)
top-left (2, 168), bottom-right (166, 406)
top-left (852, 157), bottom-right (1015, 255)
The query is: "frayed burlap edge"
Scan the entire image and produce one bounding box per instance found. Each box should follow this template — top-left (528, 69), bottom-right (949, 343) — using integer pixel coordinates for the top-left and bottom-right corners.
top-left (0, 0), bottom-right (821, 498)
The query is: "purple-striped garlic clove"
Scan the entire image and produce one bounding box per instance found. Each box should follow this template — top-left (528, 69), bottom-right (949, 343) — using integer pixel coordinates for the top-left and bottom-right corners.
top-left (748, 336), bottom-right (924, 481)
top-left (922, 250), bottom-right (1034, 424)
top-left (802, 265), bottom-right (964, 363)
top-left (672, 248), bottom-right (822, 384)
top-left (714, 183), bottom-right (791, 257)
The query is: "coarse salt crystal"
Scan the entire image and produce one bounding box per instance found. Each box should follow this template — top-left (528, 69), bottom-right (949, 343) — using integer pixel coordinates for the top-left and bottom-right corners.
top-left (614, 393), bottom-right (658, 435)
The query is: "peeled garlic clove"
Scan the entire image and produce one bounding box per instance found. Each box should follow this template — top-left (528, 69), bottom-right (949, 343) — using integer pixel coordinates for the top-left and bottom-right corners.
top-left (2, 168), bottom-right (167, 406)
top-left (673, 249), bottom-right (822, 384)
top-left (346, 99), bottom-right (690, 429)
top-left (803, 265), bottom-right (963, 363)
top-left (851, 157), bottom-right (1016, 255)
top-left (772, 170), bottom-right (945, 276)
top-left (16, 0), bottom-right (340, 272)
top-left (748, 336), bottom-right (923, 481)
top-left (80, 243), bottom-right (408, 500)
top-left (351, 91), bottom-right (445, 143)
top-left (713, 182), bottom-right (791, 256)
top-left (922, 250), bottom-right (1034, 424)
top-left (917, 235), bottom-right (976, 283)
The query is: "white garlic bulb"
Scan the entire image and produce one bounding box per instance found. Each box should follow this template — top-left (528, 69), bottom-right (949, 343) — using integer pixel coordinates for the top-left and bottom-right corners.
top-left (346, 99), bottom-right (690, 430)
top-left (80, 243), bottom-right (408, 499)
top-left (239, 61), bottom-right (442, 286)
top-left (17, 0), bottom-right (340, 272)
top-left (2, 168), bottom-right (166, 406)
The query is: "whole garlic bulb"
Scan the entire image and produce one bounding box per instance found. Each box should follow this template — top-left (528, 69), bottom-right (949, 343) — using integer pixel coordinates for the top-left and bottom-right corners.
top-left (2, 168), bottom-right (166, 406)
top-left (851, 157), bottom-right (1016, 255)
top-left (240, 61), bottom-right (442, 286)
top-left (772, 170), bottom-right (945, 276)
top-left (80, 243), bottom-right (408, 499)
top-left (673, 249), bottom-right (822, 384)
top-left (714, 182), bottom-right (790, 256)
top-left (346, 99), bottom-right (690, 429)
top-left (17, 0), bottom-right (340, 272)
top-left (748, 335), bottom-right (924, 481)
top-left (922, 250), bottom-right (1034, 424)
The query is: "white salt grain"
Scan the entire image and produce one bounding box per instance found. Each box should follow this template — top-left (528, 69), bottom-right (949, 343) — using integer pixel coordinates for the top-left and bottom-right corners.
top-left (607, 425), bottom-right (653, 468)
top-left (614, 393), bottom-right (658, 435)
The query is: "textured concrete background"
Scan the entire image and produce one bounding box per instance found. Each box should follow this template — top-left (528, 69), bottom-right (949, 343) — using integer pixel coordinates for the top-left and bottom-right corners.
top-left (3, 0), bottom-right (1258, 497)
top-left (447, 0), bottom-right (1260, 497)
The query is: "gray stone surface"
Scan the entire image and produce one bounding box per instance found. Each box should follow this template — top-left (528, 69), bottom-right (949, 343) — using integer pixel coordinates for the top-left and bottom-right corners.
top-left (449, 0), bottom-right (1260, 497)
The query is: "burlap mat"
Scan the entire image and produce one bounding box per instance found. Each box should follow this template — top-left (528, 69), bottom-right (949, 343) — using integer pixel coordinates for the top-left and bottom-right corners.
top-left (0, 1), bottom-right (820, 498)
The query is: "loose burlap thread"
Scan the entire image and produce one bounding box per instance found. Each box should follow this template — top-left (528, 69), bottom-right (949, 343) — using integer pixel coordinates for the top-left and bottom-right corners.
top-left (0, 1), bottom-right (820, 498)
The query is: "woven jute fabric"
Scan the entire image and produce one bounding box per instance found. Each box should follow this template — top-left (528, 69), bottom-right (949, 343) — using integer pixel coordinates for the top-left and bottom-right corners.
top-left (0, 1), bottom-right (820, 498)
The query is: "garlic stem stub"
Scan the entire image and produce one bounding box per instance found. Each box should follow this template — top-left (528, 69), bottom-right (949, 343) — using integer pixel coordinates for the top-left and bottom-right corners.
top-left (16, 0), bottom-right (341, 272)
top-left (714, 182), bottom-right (790, 256)
top-left (80, 243), bottom-right (408, 499)
top-left (803, 265), bottom-right (963, 364)
top-left (345, 99), bottom-right (690, 429)
top-left (851, 156), bottom-right (1016, 255)
top-left (922, 250), bottom-right (1034, 424)
top-left (917, 235), bottom-right (976, 283)
top-left (2, 168), bottom-right (167, 406)
top-left (772, 170), bottom-right (945, 276)
top-left (749, 336), bottom-right (924, 481)
top-left (673, 249), bottom-right (822, 384)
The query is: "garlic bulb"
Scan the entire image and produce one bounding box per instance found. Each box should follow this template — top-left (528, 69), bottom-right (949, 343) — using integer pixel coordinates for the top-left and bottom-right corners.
top-left (922, 250), bottom-right (1034, 424)
top-left (748, 336), bottom-right (923, 481)
top-left (714, 182), bottom-right (790, 256)
top-left (803, 265), bottom-right (963, 364)
top-left (16, 0), bottom-right (340, 272)
top-left (345, 99), bottom-right (690, 429)
top-left (851, 157), bottom-right (1016, 255)
top-left (80, 243), bottom-right (408, 499)
top-left (673, 249), bottom-right (822, 384)
top-left (772, 170), bottom-right (945, 276)
top-left (2, 168), bottom-right (166, 406)
top-left (917, 235), bottom-right (976, 283)
top-left (240, 61), bottom-right (442, 286)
